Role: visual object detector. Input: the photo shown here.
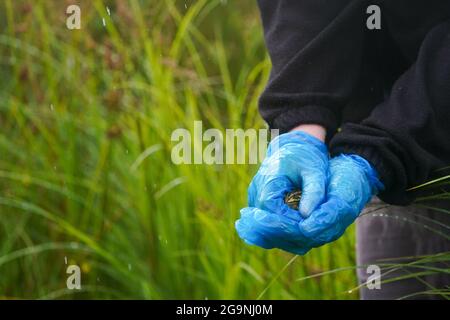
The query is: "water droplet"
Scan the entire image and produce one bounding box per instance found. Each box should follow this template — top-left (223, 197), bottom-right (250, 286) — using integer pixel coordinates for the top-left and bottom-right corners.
top-left (106, 6), bottom-right (111, 16)
top-left (102, 18), bottom-right (106, 27)
top-left (50, 104), bottom-right (54, 111)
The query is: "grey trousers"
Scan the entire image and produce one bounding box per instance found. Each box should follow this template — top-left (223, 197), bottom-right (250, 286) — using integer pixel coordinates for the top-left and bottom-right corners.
top-left (357, 197), bottom-right (450, 300)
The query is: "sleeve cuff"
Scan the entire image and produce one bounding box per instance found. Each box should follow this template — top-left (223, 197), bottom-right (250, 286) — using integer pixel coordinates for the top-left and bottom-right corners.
top-left (265, 105), bottom-right (339, 137)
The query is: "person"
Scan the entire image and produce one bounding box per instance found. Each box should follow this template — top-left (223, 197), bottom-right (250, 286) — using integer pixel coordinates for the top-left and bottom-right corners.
top-left (235, 0), bottom-right (450, 299)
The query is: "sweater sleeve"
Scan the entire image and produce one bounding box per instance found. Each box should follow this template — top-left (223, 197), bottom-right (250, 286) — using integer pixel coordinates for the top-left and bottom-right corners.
top-left (257, 0), bottom-right (367, 135)
top-left (330, 20), bottom-right (450, 205)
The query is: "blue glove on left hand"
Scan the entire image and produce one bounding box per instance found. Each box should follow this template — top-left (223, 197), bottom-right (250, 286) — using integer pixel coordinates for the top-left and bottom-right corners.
top-left (296, 154), bottom-right (384, 249)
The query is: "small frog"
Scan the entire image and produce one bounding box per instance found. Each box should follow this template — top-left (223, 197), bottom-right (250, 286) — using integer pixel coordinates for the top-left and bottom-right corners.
top-left (284, 189), bottom-right (302, 210)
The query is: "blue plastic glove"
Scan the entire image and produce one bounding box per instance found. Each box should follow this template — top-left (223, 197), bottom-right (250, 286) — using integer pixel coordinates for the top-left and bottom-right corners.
top-left (248, 130), bottom-right (329, 218)
top-left (297, 154), bottom-right (384, 249)
top-left (235, 131), bottom-right (329, 255)
top-left (235, 153), bottom-right (383, 255)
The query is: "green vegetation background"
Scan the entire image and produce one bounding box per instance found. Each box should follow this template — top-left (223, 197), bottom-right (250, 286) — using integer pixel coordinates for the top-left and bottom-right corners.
top-left (0, 0), bottom-right (360, 299)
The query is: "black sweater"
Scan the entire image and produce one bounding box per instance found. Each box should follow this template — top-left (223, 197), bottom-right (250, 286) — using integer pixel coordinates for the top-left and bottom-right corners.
top-left (257, 0), bottom-right (450, 205)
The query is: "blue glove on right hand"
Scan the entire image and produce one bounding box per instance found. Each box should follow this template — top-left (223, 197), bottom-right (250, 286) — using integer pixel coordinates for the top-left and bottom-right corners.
top-left (248, 131), bottom-right (329, 217)
top-left (235, 131), bottom-right (329, 254)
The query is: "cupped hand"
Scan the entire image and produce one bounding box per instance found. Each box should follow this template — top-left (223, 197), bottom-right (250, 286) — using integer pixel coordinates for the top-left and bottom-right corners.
top-left (235, 131), bottom-right (329, 254)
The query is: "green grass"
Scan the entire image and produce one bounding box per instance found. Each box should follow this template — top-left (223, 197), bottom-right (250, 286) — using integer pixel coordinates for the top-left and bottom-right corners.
top-left (0, 0), bottom-right (447, 300)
